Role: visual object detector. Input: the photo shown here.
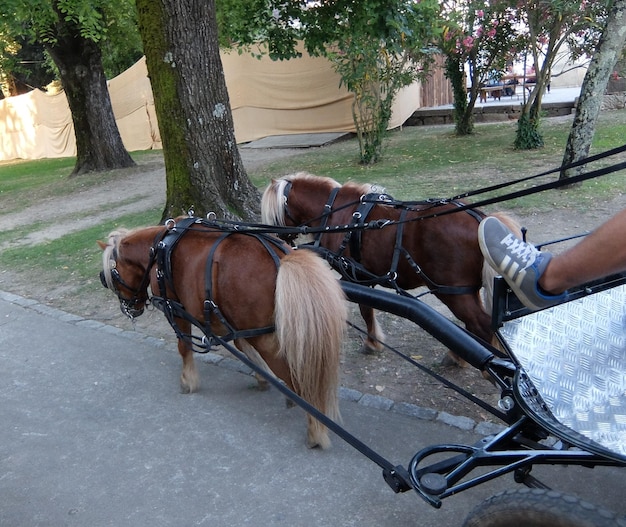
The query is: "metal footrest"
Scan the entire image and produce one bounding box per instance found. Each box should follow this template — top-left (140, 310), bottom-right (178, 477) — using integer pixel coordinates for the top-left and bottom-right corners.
top-left (495, 276), bottom-right (626, 462)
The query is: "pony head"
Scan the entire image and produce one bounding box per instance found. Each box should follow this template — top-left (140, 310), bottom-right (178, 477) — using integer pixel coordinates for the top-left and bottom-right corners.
top-left (98, 229), bottom-right (150, 319)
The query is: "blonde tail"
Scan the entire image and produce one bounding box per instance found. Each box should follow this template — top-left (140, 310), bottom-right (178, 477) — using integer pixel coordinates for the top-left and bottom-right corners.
top-left (274, 249), bottom-right (346, 449)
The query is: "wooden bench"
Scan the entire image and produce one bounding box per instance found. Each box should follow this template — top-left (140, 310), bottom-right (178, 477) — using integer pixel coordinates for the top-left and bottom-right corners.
top-left (478, 86), bottom-right (503, 103)
top-left (524, 83), bottom-right (537, 94)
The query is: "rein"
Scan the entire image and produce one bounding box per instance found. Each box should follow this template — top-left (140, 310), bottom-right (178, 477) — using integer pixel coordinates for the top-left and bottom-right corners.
top-left (219, 143), bottom-right (626, 241)
top-left (452, 141), bottom-right (626, 201)
top-left (208, 331), bottom-right (414, 494)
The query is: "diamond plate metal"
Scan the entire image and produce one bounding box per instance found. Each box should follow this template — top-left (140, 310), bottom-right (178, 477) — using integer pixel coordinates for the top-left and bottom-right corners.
top-left (499, 285), bottom-right (626, 458)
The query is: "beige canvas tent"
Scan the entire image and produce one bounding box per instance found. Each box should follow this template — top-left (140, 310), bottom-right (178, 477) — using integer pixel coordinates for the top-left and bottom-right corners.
top-left (0, 50), bottom-right (423, 161)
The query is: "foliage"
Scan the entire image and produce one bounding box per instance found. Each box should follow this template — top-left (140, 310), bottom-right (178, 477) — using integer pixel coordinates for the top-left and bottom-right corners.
top-left (514, 111), bottom-right (544, 149)
top-left (0, 0), bottom-right (143, 83)
top-left (438, 0), bottom-right (524, 136)
top-left (513, 0), bottom-right (609, 149)
top-left (0, 37), bottom-right (54, 95)
top-left (302, 0), bottom-right (441, 164)
top-left (445, 55), bottom-right (471, 135)
top-left (218, 0), bottom-right (440, 164)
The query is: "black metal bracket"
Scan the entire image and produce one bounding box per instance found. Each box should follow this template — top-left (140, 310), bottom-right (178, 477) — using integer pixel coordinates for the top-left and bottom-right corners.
top-left (407, 416), bottom-right (623, 508)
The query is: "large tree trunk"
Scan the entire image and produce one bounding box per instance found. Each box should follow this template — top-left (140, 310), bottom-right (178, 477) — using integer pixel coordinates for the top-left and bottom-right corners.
top-left (135, 0), bottom-right (260, 221)
top-left (560, 0), bottom-right (626, 180)
top-left (46, 31), bottom-right (135, 176)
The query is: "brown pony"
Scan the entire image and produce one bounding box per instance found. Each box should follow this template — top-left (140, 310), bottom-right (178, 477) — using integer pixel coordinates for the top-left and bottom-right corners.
top-left (99, 220), bottom-right (346, 449)
top-left (262, 172), bottom-right (518, 363)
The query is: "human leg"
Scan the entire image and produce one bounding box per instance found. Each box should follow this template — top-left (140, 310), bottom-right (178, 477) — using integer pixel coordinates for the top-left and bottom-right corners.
top-left (478, 211), bottom-right (626, 310)
top-left (540, 208), bottom-right (626, 292)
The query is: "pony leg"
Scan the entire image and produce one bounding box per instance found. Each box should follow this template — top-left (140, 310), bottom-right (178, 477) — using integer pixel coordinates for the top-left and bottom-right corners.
top-left (437, 292), bottom-right (493, 368)
top-left (235, 338), bottom-right (275, 392)
top-left (306, 415), bottom-right (331, 449)
top-left (358, 305), bottom-right (385, 354)
top-left (239, 336), bottom-right (299, 410)
top-left (176, 320), bottom-right (200, 393)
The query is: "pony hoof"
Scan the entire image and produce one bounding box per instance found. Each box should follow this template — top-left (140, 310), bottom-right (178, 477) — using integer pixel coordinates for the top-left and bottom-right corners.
top-left (440, 352), bottom-right (467, 368)
top-left (359, 342), bottom-right (381, 355)
top-left (180, 379), bottom-right (199, 393)
top-left (254, 376), bottom-right (270, 392)
top-left (306, 436), bottom-right (330, 450)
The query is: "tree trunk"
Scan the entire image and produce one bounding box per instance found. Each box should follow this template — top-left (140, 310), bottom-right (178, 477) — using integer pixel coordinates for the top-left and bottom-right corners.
top-left (446, 56), bottom-right (474, 136)
top-left (46, 32), bottom-right (135, 176)
top-left (135, 0), bottom-right (260, 221)
top-left (560, 0), bottom-right (626, 180)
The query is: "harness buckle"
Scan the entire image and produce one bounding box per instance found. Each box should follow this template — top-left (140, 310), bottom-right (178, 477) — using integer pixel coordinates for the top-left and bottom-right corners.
top-left (204, 299), bottom-right (218, 313)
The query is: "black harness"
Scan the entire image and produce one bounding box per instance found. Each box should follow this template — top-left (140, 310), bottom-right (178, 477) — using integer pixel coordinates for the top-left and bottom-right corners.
top-left (150, 217), bottom-right (290, 352)
top-left (285, 188), bottom-right (485, 297)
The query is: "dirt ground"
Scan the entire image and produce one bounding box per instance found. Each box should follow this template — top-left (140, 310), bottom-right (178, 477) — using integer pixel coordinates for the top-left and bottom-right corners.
top-left (2, 144), bottom-right (625, 426)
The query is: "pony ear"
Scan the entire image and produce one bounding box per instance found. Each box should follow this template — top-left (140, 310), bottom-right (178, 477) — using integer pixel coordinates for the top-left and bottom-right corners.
top-left (97, 240), bottom-right (107, 250)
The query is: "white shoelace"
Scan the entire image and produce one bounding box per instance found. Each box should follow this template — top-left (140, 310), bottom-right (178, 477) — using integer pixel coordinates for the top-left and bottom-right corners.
top-left (501, 234), bottom-right (538, 266)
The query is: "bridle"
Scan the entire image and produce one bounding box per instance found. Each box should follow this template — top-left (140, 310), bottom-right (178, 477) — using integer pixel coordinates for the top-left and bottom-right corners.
top-left (100, 238), bottom-right (160, 320)
top-left (281, 179), bottom-right (342, 246)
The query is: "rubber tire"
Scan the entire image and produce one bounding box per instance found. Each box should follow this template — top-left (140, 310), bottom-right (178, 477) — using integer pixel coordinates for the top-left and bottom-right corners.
top-left (462, 488), bottom-right (626, 527)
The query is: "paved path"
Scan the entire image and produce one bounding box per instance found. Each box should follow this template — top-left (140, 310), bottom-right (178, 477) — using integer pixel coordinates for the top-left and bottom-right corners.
top-left (0, 291), bottom-right (624, 526)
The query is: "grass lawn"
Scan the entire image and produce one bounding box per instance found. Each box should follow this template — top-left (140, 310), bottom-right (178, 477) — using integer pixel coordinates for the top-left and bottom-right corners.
top-left (1, 111), bottom-right (625, 288)
top-left (248, 110), bottom-right (626, 213)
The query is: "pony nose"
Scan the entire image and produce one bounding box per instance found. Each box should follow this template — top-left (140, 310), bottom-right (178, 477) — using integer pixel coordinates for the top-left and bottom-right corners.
top-left (99, 270), bottom-right (108, 289)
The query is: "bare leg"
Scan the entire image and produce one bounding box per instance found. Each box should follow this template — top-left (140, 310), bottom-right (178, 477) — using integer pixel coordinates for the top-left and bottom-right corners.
top-left (540, 209), bottom-right (626, 294)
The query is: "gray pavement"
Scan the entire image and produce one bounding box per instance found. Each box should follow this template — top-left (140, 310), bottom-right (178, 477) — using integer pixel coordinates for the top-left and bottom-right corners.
top-left (1, 290), bottom-right (624, 526)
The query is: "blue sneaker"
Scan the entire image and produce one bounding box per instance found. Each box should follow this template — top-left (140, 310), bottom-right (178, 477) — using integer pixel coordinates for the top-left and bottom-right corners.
top-left (478, 217), bottom-right (568, 310)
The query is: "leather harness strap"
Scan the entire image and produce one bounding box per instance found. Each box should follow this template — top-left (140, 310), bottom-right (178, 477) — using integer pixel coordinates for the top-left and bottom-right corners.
top-left (151, 219), bottom-right (290, 351)
top-left (308, 194), bottom-right (483, 296)
top-left (313, 186), bottom-right (341, 248)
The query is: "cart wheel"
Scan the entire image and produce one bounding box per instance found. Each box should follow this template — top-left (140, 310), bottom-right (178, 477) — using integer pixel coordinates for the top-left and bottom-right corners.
top-left (462, 488), bottom-right (626, 527)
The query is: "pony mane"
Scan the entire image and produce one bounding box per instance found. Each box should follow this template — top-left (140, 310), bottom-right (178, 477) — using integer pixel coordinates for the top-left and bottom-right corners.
top-left (261, 172), bottom-right (342, 226)
top-left (342, 180), bottom-right (382, 196)
top-left (261, 178), bottom-right (289, 226)
top-left (101, 228), bottom-right (130, 290)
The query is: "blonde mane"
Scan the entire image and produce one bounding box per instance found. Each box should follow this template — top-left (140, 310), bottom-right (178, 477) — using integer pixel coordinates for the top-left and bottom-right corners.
top-left (261, 172), bottom-right (342, 226)
top-left (100, 229), bottom-right (130, 290)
